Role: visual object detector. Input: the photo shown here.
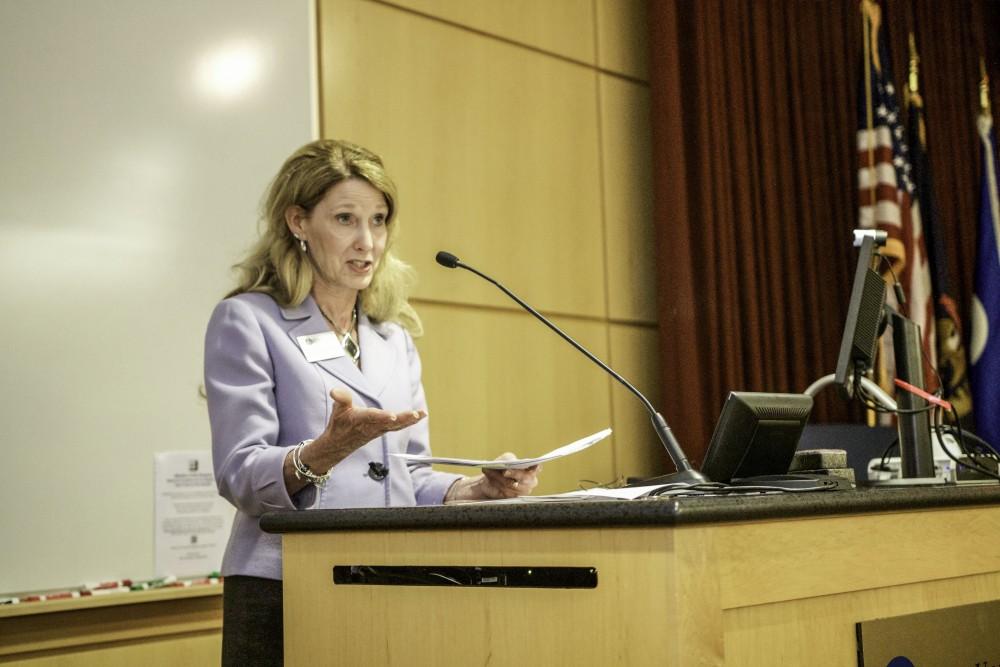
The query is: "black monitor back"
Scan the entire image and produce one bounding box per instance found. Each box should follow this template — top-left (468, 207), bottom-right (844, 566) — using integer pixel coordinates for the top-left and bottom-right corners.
top-left (701, 391), bottom-right (815, 483)
top-left (834, 235), bottom-right (887, 396)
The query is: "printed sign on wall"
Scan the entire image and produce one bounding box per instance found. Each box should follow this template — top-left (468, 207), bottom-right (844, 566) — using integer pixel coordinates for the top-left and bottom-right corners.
top-left (154, 451), bottom-right (234, 578)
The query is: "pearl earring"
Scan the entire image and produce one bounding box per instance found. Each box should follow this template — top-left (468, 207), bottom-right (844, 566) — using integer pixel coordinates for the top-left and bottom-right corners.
top-left (296, 236), bottom-right (307, 252)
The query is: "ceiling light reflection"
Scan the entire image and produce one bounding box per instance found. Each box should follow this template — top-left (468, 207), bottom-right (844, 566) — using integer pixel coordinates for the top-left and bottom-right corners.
top-left (194, 41), bottom-right (263, 101)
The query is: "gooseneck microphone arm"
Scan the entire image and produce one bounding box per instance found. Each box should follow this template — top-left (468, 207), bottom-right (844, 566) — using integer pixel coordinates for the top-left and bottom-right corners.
top-left (438, 254), bottom-right (656, 412)
top-left (435, 251), bottom-right (707, 485)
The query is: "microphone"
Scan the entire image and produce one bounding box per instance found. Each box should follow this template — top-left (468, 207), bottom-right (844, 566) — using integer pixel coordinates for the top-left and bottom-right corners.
top-left (435, 251), bottom-right (460, 268)
top-left (435, 251), bottom-right (707, 486)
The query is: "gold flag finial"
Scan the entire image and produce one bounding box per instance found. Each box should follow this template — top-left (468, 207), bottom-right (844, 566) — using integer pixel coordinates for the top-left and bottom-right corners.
top-left (861, 0), bottom-right (883, 73)
top-left (981, 57), bottom-right (991, 114)
top-left (908, 33), bottom-right (919, 96)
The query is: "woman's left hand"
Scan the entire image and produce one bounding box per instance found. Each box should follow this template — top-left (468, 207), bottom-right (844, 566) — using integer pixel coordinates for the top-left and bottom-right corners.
top-left (444, 453), bottom-right (541, 502)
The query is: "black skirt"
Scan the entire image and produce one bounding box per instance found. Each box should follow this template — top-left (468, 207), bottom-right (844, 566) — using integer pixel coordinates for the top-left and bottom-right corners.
top-left (222, 575), bottom-right (284, 666)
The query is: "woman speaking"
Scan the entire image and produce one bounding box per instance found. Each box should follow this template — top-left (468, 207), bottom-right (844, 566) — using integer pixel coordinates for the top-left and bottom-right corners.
top-left (204, 139), bottom-right (540, 664)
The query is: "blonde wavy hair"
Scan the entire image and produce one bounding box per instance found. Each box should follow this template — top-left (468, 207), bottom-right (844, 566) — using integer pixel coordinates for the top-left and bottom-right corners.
top-left (228, 139), bottom-right (422, 336)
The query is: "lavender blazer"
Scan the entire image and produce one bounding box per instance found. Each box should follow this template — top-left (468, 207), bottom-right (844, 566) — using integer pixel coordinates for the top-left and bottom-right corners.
top-left (204, 292), bottom-right (461, 580)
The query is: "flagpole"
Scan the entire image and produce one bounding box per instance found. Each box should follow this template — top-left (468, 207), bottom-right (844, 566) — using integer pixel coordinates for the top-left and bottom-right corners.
top-left (982, 57), bottom-right (991, 116)
top-left (907, 33), bottom-right (924, 143)
top-left (862, 0), bottom-right (875, 174)
top-left (861, 0), bottom-right (880, 427)
top-left (980, 61), bottom-right (999, 267)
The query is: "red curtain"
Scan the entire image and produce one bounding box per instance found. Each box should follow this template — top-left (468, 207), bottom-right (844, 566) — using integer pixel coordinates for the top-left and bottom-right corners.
top-left (649, 0), bottom-right (1000, 466)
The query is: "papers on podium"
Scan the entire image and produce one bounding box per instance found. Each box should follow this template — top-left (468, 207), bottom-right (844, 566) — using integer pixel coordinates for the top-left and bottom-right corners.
top-left (391, 428), bottom-right (612, 469)
top-left (480, 484), bottom-right (671, 503)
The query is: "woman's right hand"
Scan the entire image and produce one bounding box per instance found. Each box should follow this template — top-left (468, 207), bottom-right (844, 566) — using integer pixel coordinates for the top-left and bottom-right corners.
top-left (284, 388), bottom-right (426, 495)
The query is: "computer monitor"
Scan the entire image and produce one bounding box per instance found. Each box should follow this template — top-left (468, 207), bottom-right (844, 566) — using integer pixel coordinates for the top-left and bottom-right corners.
top-left (828, 229), bottom-right (936, 481)
top-left (700, 391), bottom-right (815, 483)
top-left (834, 233), bottom-right (888, 398)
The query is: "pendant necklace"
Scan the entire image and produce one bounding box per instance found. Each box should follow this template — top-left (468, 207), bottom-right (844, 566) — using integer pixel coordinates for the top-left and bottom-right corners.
top-left (320, 304), bottom-right (360, 365)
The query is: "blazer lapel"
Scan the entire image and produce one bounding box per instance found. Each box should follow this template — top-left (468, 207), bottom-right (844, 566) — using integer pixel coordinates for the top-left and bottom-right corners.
top-left (282, 297), bottom-right (378, 403)
top-left (356, 312), bottom-right (396, 400)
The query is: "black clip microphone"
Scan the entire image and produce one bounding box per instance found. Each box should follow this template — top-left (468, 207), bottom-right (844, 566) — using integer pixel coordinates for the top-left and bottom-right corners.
top-left (368, 461), bottom-right (389, 481)
top-left (435, 251), bottom-right (707, 486)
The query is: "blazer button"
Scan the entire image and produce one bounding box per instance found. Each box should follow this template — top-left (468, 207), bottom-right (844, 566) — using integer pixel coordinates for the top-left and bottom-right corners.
top-left (368, 461), bottom-right (389, 481)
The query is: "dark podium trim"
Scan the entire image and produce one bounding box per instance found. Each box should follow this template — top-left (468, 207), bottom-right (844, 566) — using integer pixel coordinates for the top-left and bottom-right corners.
top-left (260, 484), bottom-right (1000, 534)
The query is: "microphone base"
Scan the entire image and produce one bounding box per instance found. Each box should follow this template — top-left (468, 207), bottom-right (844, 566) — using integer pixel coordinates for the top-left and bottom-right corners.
top-left (627, 469), bottom-right (710, 488)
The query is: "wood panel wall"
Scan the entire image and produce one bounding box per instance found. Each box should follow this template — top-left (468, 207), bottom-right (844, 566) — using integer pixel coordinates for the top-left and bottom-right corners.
top-left (317, 0), bottom-right (666, 492)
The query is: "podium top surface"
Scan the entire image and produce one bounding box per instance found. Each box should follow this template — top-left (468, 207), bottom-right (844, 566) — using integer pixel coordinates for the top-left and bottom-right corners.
top-left (260, 484), bottom-right (1000, 534)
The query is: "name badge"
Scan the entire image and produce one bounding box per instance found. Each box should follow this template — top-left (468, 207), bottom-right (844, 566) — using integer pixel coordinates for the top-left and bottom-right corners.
top-left (296, 332), bottom-right (345, 362)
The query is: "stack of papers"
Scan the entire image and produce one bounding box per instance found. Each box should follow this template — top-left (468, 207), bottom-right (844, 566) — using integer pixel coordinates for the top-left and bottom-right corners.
top-left (394, 428), bottom-right (715, 502)
top-left (391, 428), bottom-right (612, 469)
top-left (471, 485), bottom-right (682, 503)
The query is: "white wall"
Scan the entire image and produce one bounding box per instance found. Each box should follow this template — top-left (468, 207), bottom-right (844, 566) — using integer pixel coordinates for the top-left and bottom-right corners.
top-left (0, 0), bottom-right (314, 593)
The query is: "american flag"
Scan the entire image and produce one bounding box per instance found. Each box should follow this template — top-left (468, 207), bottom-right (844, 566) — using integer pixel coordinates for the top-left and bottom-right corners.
top-left (857, 4), bottom-right (937, 391)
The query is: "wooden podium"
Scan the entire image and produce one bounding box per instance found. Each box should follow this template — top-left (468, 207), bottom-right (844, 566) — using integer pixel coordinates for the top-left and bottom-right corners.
top-left (261, 486), bottom-right (1000, 666)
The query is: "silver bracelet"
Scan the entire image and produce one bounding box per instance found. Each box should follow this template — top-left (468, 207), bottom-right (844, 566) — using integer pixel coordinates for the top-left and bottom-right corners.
top-left (291, 439), bottom-right (330, 487)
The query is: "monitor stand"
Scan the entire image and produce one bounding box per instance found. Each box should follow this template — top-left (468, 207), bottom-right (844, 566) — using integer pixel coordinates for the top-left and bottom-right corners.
top-left (867, 309), bottom-right (943, 486)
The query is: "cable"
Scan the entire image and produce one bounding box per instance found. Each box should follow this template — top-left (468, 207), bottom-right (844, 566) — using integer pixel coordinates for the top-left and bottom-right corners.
top-left (938, 425), bottom-right (1000, 463)
top-left (931, 406), bottom-right (1000, 481)
top-left (876, 253), bottom-right (903, 296)
top-left (919, 341), bottom-right (945, 398)
top-left (643, 480), bottom-right (839, 497)
top-left (877, 437), bottom-right (899, 472)
top-left (946, 405), bottom-right (1000, 473)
